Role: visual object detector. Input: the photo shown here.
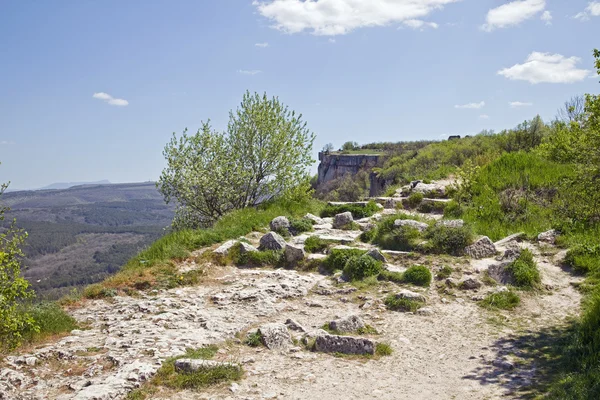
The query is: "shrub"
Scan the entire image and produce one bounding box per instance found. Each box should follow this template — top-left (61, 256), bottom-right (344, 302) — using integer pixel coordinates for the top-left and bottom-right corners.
top-left (564, 245), bottom-right (600, 274)
top-left (232, 248), bottom-right (283, 267)
top-left (343, 255), bottom-right (383, 281)
top-left (417, 201), bottom-right (446, 214)
top-left (425, 225), bottom-right (473, 256)
top-left (443, 200), bottom-right (463, 218)
top-left (505, 249), bottom-right (541, 289)
top-left (244, 331), bottom-right (263, 347)
top-left (384, 295), bottom-right (425, 312)
top-left (437, 266), bottom-right (453, 280)
top-left (304, 236), bottom-right (335, 253)
top-left (406, 192), bottom-right (424, 208)
top-left (320, 201), bottom-right (380, 219)
top-left (289, 218), bottom-right (313, 234)
top-left (359, 229), bottom-right (377, 243)
top-left (19, 302), bottom-right (78, 344)
top-left (323, 248), bottom-right (366, 273)
top-left (402, 265), bottom-right (432, 287)
top-left (372, 214), bottom-right (423, 251)
top-left (479, 291), bottom-right (520, 310)
top-left (378, 270), bottom-right (404, 283)
top-left (375, 342), bottom-right (393, 356)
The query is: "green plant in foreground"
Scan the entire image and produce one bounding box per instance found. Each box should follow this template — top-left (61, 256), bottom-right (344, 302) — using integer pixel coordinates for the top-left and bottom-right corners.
top-left (323, 248), bottom-right (366, 273)
top-left (402, 265), bottom-right (432, 287)
top-left (378, 270), bottom-right (404, 283)
top-left (320, 201), bottom-right (380, 219)
top-left (375, 342), bottom-right (393, 356)
top-left (343, 255), bottom-right (383, 281)
top-left (304, 236), bottom-right (335, 253)
top-left (437, 266), bottom-right (453, 280)
top-left (384, 295), bottom-right (425, 312)
top-left (244, 331), bottom-right (263, 347)
top-left (406, 192), bottom-right (424, 208)
top-left (289, 218), bottom-right (314, 234)
top-left (506, 249), bottom-right (541, 289)
top-left (425, 224), bottom-right (473, 256)
top-left (564, 244), bottom-right (600, 274)
top-left (19, 302), bottom-right (78, 343)
top-left (480, 291), bottom-right (521, 310)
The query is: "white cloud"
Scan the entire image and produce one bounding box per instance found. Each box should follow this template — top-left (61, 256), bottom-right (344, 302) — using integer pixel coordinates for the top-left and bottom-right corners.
top-left (540, 10), bottom-right (552, 25)
top-left (510, 101), bottom-right (533, 108)
top-left (255, 42), bottom-right (269, 47)
top-left (92, 92), bottom-right (129, 106)
top-left (328, 38), bottom-right (336, 43)
top-left (455, 101), bottom-right (485, 110)
top-left (479, 114), bottom-right (490, 119)
top-left (402, 19), bottom-right (439, 30)
top-left (482, 0), bottom-right (546, 32)
top-left (238, 69), bottom-right (262, 75)
top-left (498, 52), bottom-right (591, 84)
top-left (574, 2), bottom-right (600, 20)
top-left (252, 0), bottom-right (460, 36)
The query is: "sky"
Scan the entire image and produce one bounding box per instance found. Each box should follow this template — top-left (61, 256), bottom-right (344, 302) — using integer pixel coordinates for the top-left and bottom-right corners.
top-left (1, 0), bottom-right (599, 190)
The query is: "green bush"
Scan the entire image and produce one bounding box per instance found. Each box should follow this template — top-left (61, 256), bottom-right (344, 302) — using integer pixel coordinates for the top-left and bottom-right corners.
top-left (565, 245), bottom-right (600, 274)
top-left (384, 295), bottom-right (425, 312)
top-left (19, 302), bottom-right (78, 344)
top-left (244, 331), bottom-right (263, 347)
top-left (320, 201), bottom-right (380, 219)
top-left (417, 200), bottom-right (446, 214)
top-left (424, 225), bottom-right (473, 256)
top-left (402, 265), bottom-right (432, 287)
top-left (304, 236), bottom-right (335, 253)
top-left (289, 218), bottom-right (314, 234)
top-left (479, 291), bottom-right (520, 310)
top-left (378, 270), bottom-right (404, 283)
top-left (343, 255), bottom-right (383, 281)
top-left (323, 248), bottom-right (366, 273)
top-left (506, 249), bottom-right (541, 289)
top-left (437, 266), bottom-right (453, 280)
top-left (232, 247), bottom-right (283, 267)
top-left (375, 342), bottom-right (393, 356)
top-left (406, 192), bottom-right (424, 208)
top-left (443, 200), bottom-right (463, 218)
top-left (359, 229), bottom-right (377, 243)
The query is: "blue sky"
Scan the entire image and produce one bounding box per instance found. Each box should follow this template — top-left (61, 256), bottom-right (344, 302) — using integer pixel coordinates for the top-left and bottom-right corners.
top-left (1, 0), bottom-right (599, 190)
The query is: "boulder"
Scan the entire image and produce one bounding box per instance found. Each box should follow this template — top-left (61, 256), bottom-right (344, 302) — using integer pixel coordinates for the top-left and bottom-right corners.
top-left (366, 248), bottom-right (386, 262)
top-left (174, 359), bottom-right (241, 373)
top-left (329, 315), bottom-right (365, 333)
top-left (304, 213), bottom-right (324, 225)
top-left (538, 229), bottom-right (559, 244)
top-left (284, 319), bottom-right (306, 332)
top-left (465, 236), bottom-right (497, 259)
top-left (459, 278), bottom-right (483, 290)
top-left (487, 263), bottom-right (515, 285)
top-left (333, 212), bottom-right (354, 229)
top-left (258, 323), bottom-right (292, 350)
top-left (238, 242), bottom-right (258, 254)
top-left (259, 232), bottom-right (287, 251)
top-left (436, 219), bottom-right (464, 228)
top-left (495, 243), bottom-right (521, 262)
top-left (412, 182), bottom-right (446, 197)
top-left (213, 240), bottom-right (238, 256)
top-left (361, 223), bottom-right (377, 233)
top-left (314, 334), bottom-right (375, 355)
top-left (270, 216), bottom-right (290, 232)
top-left (284, 244), bottom-right (305, 264)
top-left (494, 232), bottom-right (525, 247)
top-left (394, 289), bottom-right (427, 303)
top-left (394, 219), bottom-right (429, 232)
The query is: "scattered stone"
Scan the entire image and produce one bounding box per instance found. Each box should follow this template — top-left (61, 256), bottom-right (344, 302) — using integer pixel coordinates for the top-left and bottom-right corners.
top-left (258, 323), bottom-right (292, 350)
top-left (394, 289), bottom-right (427, 303)
top-left (458, 278), bottom-right (483, 290)
top-left (436, 219), bottom-right (464, 228)
top-left (394, 219), bottom-right (429, 232)
top-left (284, 244), bottom-right (305, 264)
top-left (333, 212), bottom-right (354, 229)
top-left (174, 359), bottom-right (241, 373)
top-left (538, 229), bottom-right (560, 244)
top-left (445, 278), bottom-right (459, 288)
top-left (213, 240), bottom-right (238, 256)
top-left (304, 213), bottom-right (324, 225)
top-left (494, 232), bottom-right (525, 247)
top-left (366, 248), bottom-right (386, 262)
top-left (314, 334), bottom-right (375, 355)
top-left (270, 216), bottom-right (290, 232)
top-left (496, 244), bottom-right (521, 262)
top-left (465, 236), bottom-right (497, 259)
top-left (229, 382), bottom-right (240, 393)
top-left (284, 319), bottom-right (306, 332)
top-left (329, 315), bottom-right (365, 333)
top-left (487, 263), bottom-right (515, 285)
top-left (259, 232), bottom-right (287, 251)
top-left (416, 307), bottom-right (435, 316)
top-left (25, 357), bottom-right (37, 367)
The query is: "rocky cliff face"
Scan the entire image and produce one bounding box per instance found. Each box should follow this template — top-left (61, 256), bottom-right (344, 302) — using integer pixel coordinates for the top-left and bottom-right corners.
top-left (317, 152), bottom-right (381, 185)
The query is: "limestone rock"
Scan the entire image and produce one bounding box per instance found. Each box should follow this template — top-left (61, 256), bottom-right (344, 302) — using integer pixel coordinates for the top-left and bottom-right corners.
top-left (270, 216), bottom-right (290, 232)
top-left (412, 181), bottom-right (447, 197)
top-left (394, 289), bottom-right (426, 303)
top-left (174, 359), bottom-right (241, 373)
top-left (329, 315), bottom-right (365, 333)
top-left (538, 229), bottom-right (559, 244)
top-left (285, 319), bottom-right (306, 332)
top-left (394, 219), bottom-right (429, 232)
top-left (459, 278), bottom-right (482, 290)
top-left (284, 244), bottom-right (305, 264)
top-left (333, 212), bottom-right (353, 229)
top-left (304, 213), bottom-right (324, 225)
top-left (213, 240), bottom-right (238, 256)
top-left (259, 232), bottom-right (287, 251)
top-left (314, 334), bottom-right (375, 355)
top-left (239, 242), bottom-right (258, 254)
top-left (465, 236), bottom-right (497, 259)
top-left (366, 248), bottom-right (386, 262)
top-left (258, 323), bottom-right (292, 350)
top-left (494, 232), bottom-right (525, 247)
top-left (436, 219), bottom-right (464, 228)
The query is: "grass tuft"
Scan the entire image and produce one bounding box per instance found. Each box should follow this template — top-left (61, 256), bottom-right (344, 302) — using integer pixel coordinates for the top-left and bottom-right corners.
top-left (375, 342), bottom-right (393, 356)
top-left (506, 249), bottom-right (541, 289)
top-left (480, 291), bottom-right (521, 310)
top-left (384, 295), bottom-right (425, 312)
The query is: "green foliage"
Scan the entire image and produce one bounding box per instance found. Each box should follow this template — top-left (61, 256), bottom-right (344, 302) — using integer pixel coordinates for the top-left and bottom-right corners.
top-left (341, 141), bottom-right (359, 151)
top-left (437, 266), bottom-right (453, 280)
top-left (303, 236), bottom-right (335, 253)
top-left (506, 249), bottom-right (541, 289)
top-left (232, 248), bottom-right (283, 267)
top-left (289, 218), bottom-right (313, 234)
top-left (159, 91), bottom-right (316, 229)
top-left (424, 225), bottom-right (473, 256)
top-left (406, 192), bottom-right (424, 208)
top-left (402, 265), bottom-right (432, 287)
top-left (565, 245), bottom-right (600, 274)
top-left (343, 255), bottom-right (383, 281)
top-left (323, 248), bottom-right (366, 273)
top-left (244, 331), bottom-right (263, 347)
top-left (371, 214), bottom-right (423, 251)
top-left (19, 302), bottom-right (78, 343)
top-left (378, 269), bottom-right (404, 283)
top-left (375, 342), bottom-right (393, 356)
top-left (443, 200), bottom-right (463, 218)
top-left (479, 291), bottom-right (521, 310)
top-left (320, 201), bottom-right (380, 219)
top-left (384, 295), bottom-right (425, 312)
top-left (0, 181), bottom-right (38, 351)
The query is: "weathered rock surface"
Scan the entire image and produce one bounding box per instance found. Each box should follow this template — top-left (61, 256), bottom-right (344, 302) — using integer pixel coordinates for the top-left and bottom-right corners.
top-left (174, 359), bottom-right (241, 373)
top-left (213, 240), bottom-right (238, 255)
top-left (284, 243), bottom-right (305, 264)
top-left (436, 219), bottom-right (464, 228)
top-left (314, 334), bottom-right (375, 355)
top-left (465, 236), bottom-right (497, 259)
top-left (394, 289), bottom-right (427, 303)
top-left (366, 248), bottom-right (386, 262)
top-left (459, 278), bottom-right (483, 290)
top-left (239, 242), bottom-right (258, 253)
top-left (258, 323), bottom-right (293, 350)
top-left (394, 219), bottom-right (429, 232)
top-left (270, 216), bottom-right (290, 232)
top-left (304, 213), bottom-right (324, 225)
top-left (259, 232), bottom-right (287, 251)
top-left (329, 315), bottom-right (365, 333)
top-left (538, 229), bottom-right (559, 244)
top-left (333, 212), bottom-right (353, 229)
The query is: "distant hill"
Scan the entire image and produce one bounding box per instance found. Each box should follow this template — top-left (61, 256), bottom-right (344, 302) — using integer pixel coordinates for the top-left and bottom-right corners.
top-left (37, 180), bottom-right (112, 191)
top-left (1, 182), bottom-right (175, 299)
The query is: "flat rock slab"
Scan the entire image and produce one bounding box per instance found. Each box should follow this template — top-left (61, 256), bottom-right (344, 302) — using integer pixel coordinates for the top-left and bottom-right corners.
top-left (174, 359), bottom-right (241, 373)
top-left (315, 334), bottom-right (375, 355)
top-left (258, 323), bottom-right (292, 350)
